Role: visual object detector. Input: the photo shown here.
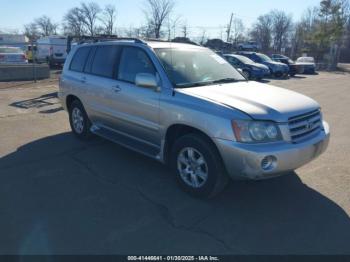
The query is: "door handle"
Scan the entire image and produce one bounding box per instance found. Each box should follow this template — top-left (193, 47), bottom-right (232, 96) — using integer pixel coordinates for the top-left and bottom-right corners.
top-left (112, 85), bottom-right (121, 93)
top-left (80, 77), bottom-right (86, 84)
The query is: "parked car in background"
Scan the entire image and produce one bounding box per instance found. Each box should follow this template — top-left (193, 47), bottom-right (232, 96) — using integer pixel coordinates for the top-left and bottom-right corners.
top-left (237, 41), bottom-right (261, 51)
top-left (0, 46), bottom-right (27, 64)
top-left (59, 39), bottom-right (330, 198)
top-left (224, 54), bottom-right (270, 80)
top-left (271, 54), bottom-right (302, 77)
top-left (36, 36), bottom-right (67, 67)
top-left (237, 51), bottom-right (289, 78)
top-left (296, 57), bottom-right (316, 74)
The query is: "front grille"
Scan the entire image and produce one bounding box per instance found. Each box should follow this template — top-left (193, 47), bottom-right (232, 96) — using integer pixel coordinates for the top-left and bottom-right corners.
top-left (288, 109), bottom-right (322, 143)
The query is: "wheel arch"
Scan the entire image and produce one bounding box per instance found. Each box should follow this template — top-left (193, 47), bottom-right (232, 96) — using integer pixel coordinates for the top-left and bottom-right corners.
top-left (163, 124), bottom-right (222, 165)
top-left (66, 94), bottom-right (81, 110)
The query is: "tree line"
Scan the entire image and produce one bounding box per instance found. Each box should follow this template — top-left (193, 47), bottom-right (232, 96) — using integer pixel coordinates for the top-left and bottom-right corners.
top-left (19, 0), bottom-right (350, 66)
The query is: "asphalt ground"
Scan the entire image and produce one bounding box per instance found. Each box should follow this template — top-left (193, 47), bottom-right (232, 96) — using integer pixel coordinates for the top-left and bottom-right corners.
top-left (0, 72), bottom-right (349, 255)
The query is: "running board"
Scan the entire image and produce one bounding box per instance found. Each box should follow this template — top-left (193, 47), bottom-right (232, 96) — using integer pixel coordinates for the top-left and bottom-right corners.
top-left (91, 125), bottom-right (161, 159)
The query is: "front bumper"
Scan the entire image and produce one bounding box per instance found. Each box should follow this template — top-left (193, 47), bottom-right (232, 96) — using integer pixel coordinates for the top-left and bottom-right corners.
top-left (271, 66), bottom-right (289, 75)
top-left (50, 56), bottom-right (66, 64)
top-left (251, 69), bottom-right (270, 78)
top-left (214, 121), bottom-right (330, 180)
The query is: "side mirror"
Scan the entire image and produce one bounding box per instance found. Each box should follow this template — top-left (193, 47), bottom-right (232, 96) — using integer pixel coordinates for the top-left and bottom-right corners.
top-left (237, 68), bottom-right (243, 74)
top-left (135, 73), bottom-right (158, 90)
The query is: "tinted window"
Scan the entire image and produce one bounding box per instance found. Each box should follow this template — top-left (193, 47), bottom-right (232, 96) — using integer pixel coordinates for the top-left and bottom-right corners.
top-left (227, 56), bottom-right (239, 66)
top-left (118, 47), bottom-right (156, 83)
top-left (91, 45), bottom-right (119, 78)
top-left (70, 47), bottom-right (91, 72)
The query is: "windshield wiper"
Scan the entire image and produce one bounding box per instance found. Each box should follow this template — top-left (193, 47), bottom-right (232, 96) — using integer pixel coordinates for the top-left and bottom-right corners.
top-left (175, 81), bottom-right (214, 88)
top-left (212, 78), bottom-right (246, 84)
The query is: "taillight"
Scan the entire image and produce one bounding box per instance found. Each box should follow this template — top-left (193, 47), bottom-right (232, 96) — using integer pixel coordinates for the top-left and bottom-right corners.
top-left (21, 54), bottom-right (26, 60)
top-left (0, 54), bottom-right (5, 60)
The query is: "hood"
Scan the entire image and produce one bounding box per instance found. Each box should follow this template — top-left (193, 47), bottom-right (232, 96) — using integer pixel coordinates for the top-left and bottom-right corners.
top-left (264, 61), bottom-right (287, 67)
top-left (247, 62), bottom-right (269, 70)
top-left (178, 81), bottom-right (319, 122)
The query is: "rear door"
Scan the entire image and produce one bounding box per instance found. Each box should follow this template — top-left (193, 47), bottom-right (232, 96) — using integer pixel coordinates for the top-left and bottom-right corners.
top-left (62, 46), bottom-right (92, 109)
top-left (81, 45), bottom-right (121, 128)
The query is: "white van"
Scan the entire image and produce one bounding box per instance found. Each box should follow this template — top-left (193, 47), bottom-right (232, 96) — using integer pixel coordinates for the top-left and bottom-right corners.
top-left (36, 36), bottom-right (67, 66)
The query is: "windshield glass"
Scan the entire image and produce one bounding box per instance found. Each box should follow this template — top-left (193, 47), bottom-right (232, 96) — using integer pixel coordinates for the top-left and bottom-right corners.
top-left (0, 47), bottom-right (22, 54)
top-left (155, 48), bottom-right (245, 87)
top-left (256, 53), bottom-right (272, 62)
top-left (233, 55), bottom-right (255, 64)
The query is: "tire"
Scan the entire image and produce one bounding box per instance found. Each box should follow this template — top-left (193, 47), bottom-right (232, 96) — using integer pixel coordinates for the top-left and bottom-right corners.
top-left (170, 134), bottom-right (229, 198)
top-left (68, 100), bottom-right (93, 140)
top-left (274, 72), bottom-right (283, 78)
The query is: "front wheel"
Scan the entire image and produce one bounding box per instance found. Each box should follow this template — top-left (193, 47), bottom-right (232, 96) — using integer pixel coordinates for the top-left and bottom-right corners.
top-left (170, 134), bottom-right (229, 198)
top-left (68, 100), bottom-right (93, 140)
top-left (274, 72), bottom-right (283, 78)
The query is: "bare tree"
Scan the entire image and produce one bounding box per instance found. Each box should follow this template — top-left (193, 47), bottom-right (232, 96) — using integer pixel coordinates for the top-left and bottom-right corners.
top-left (166, 15), bottom-right (181, 40)
top-left (181, 22), bottom-right (189, 38)
top-left (35, 16), bottom-right (58, 36)
top-left (271, 10), bottom-right (293, 52)
top-left (231, 17), bottom-right (245, 45)
top-left (24, 22), bottom-right (40, 41)
top-left (63, 7), bottom-right (87, 37)
top-left (200, 28), bottom-right (207, 45)
top-left (101, 4), bottom-right (117, 35)
top-left (80, 2), bottom-right (102, 36)
top-left (250, 14), bottom-right (273, 52)
top-left (144, 0), bottom-right (175, 38)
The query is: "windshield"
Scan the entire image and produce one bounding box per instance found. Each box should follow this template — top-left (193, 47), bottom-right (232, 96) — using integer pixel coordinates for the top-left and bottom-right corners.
top-left (0, 47), bottom-right (23, 54)
top-left (234, 55), bottom-right (255, 64)
top-left (256, 53), bottom-right (272, 62)
top-left (155, 48), bottom-right (246, 87)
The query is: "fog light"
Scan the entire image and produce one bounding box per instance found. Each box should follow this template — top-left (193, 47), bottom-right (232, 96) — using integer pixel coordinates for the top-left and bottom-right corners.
top-left (261, 156), bottom-right (277, 171)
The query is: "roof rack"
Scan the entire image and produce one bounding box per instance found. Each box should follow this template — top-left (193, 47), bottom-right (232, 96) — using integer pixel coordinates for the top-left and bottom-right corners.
top-left (66, 35), bottom-right (147, 53)
top-left (143, 38), bottom-right (171, 43)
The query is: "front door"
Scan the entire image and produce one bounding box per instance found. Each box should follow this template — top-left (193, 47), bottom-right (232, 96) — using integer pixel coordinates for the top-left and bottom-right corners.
top-left (108, 46), bottom-right (161, 147)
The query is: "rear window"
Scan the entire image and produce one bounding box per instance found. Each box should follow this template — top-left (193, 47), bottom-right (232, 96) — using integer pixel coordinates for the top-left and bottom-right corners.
top-left (70, 47), bottom-right (91, 72)
top-left (91, 45), bottom-right (119, 78)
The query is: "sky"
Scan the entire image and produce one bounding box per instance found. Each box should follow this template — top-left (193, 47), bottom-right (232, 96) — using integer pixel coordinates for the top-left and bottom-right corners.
top-left (0, 0), bottom-right (322, 38)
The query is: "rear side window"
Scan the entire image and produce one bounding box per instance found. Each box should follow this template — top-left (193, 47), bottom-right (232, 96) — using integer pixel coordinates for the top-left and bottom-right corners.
top-left (118, 47), bottom-right (156, 83)
top-left (70, 47), bottom-right (91, 72)
top-left (91, 45), bottom-right (119, 78)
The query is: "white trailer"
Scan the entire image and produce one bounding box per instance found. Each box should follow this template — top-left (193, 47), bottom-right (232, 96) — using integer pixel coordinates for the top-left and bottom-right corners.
top-left (36, 36), bottom-right (67, 66)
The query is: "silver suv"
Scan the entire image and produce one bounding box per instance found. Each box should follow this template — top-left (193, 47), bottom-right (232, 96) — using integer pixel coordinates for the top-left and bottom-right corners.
top-left (59, 39), bottom-right (330, 198)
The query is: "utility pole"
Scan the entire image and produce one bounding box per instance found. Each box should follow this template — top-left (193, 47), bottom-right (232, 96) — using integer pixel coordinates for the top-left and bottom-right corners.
top-left (226, 13), bottom-right (234, 42)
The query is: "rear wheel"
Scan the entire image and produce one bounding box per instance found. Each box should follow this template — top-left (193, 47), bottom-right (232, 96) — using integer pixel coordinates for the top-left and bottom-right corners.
top-left (170, 134), bottom-right (229, 198)
top-left (68, 100), bottom-right (93, 140)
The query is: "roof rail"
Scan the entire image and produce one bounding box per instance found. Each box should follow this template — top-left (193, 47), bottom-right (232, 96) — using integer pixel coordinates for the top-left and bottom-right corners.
top-left (66, 35), bottom-right (146, 53)
top-left (143, 38), bottom-right (171, 43)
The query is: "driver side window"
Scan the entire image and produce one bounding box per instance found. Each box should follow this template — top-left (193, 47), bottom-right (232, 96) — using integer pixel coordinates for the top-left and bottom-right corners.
top-left (118, 47), bottom-right (156, 84)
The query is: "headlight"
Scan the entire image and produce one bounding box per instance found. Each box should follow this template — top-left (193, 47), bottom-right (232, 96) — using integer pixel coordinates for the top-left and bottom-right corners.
top-left (232, 120), bottom-right (282, 143)
top-left (251, 66), bottom-right (260, 71)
